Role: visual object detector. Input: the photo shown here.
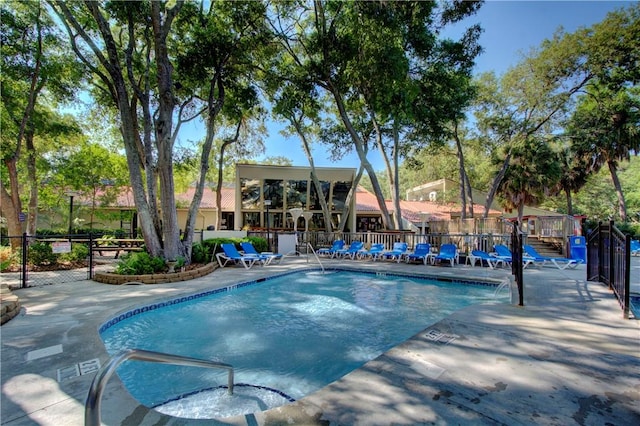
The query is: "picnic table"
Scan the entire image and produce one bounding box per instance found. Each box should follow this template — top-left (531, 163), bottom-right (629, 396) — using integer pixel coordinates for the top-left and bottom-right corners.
top-left (93, 239), bottom-right (145, 258)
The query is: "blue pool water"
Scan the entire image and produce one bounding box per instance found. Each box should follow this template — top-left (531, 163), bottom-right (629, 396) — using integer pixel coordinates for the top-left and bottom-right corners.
top-left (100, 270), bottom-right (507, 418)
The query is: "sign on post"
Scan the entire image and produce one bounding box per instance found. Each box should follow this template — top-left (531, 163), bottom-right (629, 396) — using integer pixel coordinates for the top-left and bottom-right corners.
top-left (52, 242), bottom-right (72, 254)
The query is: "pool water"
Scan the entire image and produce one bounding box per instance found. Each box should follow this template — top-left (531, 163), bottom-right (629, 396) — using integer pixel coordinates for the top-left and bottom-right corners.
top-left (100, 270), bottom-right (507, 418)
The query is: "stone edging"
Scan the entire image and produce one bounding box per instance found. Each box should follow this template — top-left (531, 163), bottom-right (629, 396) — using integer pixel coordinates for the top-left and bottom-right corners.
top-left (1, 284), bottom-right (21, 325)
top-left (93, 263), bottom-right (216, 285)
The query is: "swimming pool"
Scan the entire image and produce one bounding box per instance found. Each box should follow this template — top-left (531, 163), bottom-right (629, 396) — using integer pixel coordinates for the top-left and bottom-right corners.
top-left (99, 269), bottom-right (508, 419)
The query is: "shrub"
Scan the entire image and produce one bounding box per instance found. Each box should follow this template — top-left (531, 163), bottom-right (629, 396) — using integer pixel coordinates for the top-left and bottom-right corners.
top-left (245, 236), bottom-right (268, 252)
top-left (191, 242), bottom-right (208, 263)
top-left (192, 236), bottom-right (270, 264)
top-left (28, 242), bottom-right (57, 266)
top-left (115, 251), bottom-right (165, 275)
top-left (0, 246), bottom-right (16, 272)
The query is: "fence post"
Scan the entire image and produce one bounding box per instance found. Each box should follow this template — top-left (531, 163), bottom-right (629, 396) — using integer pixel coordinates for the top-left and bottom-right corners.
top-left (597, 221), bottom-right (604, 283)
top-left (623, 234), bottom-right (631, 319)
top-left (608, 220), bottom-right (615, 290)
top-left (21, 232), bottom-right (28, 288)
top-left (89, 233), bottom-right (94, 280)
top-left (511, 221), bottom-right (524, 306)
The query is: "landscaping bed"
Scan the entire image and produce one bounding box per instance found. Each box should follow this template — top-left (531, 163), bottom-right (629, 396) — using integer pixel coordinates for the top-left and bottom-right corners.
top-left (93, 262), bottom-right (216, 285)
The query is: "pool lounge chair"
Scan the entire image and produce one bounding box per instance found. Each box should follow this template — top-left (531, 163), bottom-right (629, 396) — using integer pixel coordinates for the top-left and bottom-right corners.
top-left (334, 241), bottom-right (364, 260)
top-left (492, 244), bottom-right (535, 269)
top-left (381, 242), bottom-right (408, 263)
top-left (216, 243), bottom-right (258, 269)
top-left (357, 243), bottom-right (385, 261)
top-left (240, 242), bottom-right (283, 265)
top-left (466, 249), bottom-right (505, 269)
top-left (317, 240), bottom-right (344, 258)
top-left (405, 243), bottom-right (432, 265)
top-left (523, 244), bottom-right (583, 270)
top-left (631, 240), bottom-right (640, 256)
top-left (433, 244), bottom-right (458, 266)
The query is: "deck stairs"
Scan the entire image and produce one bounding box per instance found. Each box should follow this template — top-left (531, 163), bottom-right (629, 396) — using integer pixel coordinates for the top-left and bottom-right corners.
top-left (526, 237), bottom-right (564, 257)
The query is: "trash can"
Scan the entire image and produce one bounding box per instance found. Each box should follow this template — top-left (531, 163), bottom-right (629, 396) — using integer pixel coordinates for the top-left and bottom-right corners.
top-left (569, 236), bottom-right (586, 262)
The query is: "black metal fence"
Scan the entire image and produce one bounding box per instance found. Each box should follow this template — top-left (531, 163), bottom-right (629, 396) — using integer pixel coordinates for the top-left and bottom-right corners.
top-left (587, 221), bottom-right (631, 319)
top-left (1, 233), bottom-right (99, 288)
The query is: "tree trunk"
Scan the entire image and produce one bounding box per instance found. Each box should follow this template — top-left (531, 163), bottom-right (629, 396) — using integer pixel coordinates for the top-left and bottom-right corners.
top-left (453, 121), bottom-right (471, 219)
top-left (373, 115), bottom-right (401, 230)
top-left (484, 151), bottom-right (511, 218)
top-left (608, 160), bottom-right (627, 221)
top-left (464, 172), bottom-right (475, 218)
top-left (292, 117), bottom-right (333, 232)
top-left (564, 186), bottom-right (574, 216)
top-left (391, 120), bottom-right (403, 229)
top-left (328, 84), bottom-right (393, 228)
top-left (215, 126), bottom-right (237, 230)
top-left (337, 166), bottom-right (364, 232)
top-left (26, 130), bottom-right (38, 236)
top-left (151, 1), bottom-right (182, 261)
top-left (0, 181), bottom-right (22, 249)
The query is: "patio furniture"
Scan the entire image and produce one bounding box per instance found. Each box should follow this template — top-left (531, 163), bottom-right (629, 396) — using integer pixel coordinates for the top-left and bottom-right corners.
top-left (216, 243), bottom-right (258, 269)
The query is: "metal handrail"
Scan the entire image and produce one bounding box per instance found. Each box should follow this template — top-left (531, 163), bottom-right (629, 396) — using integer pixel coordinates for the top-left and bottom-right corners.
top-left (85, 349), bottom-right (234, 426)
top-left (306, 242), bottom-right (325, 274)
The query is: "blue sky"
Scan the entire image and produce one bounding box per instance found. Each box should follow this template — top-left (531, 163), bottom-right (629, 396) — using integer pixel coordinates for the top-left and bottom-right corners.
top-left (179, 1), bottom-right (632, 170)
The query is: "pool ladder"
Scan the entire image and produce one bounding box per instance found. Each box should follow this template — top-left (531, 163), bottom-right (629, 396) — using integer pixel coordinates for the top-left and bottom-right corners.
top-left (85, 348), bottom-right (234, 426)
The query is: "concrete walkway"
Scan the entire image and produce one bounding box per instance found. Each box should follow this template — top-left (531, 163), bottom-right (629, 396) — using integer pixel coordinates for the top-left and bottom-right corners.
top-left (1, 257), bottom-right (639, 425)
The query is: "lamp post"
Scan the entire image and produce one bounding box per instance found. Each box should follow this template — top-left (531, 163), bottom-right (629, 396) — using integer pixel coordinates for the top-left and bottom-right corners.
top-left (68, 194), bottom-right (74, 236)
top-left (65, 190), bottom-right (79, 238)
top-left (264, 199), bottom-right (272, 251)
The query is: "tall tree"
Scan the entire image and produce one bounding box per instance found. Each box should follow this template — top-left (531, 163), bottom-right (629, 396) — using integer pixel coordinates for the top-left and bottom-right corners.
top-left (268, 0), bottom-right (482, 229)
top-left (1, 0), bottom-right (80, 246)
top-left (50, 0), bottom-right (188, 260)
top-left (173, 0), bottom-right (270, 251)
top-left (567, 84), bottom-right (639, 221)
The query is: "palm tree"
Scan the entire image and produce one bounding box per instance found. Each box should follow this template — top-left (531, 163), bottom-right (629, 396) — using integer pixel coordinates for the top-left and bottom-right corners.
top-left (497, 137), bottom-right (562, 223)
top-left (567, 84), bottom-right (640, 221)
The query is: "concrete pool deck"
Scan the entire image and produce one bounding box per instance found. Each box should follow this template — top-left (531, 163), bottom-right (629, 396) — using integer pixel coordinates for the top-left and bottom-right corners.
top-left (1, 256), bottom-right (639, 425)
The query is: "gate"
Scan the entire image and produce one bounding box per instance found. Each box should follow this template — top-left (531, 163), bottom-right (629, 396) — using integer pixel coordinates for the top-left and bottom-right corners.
top-left (1, 233), bottom-right (93, 288)
top-left (587, 221), bottom-right (631, 318)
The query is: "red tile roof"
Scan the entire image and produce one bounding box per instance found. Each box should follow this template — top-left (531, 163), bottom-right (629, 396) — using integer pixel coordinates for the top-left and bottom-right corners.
top-left (83, 185), bottom-right (500, 221)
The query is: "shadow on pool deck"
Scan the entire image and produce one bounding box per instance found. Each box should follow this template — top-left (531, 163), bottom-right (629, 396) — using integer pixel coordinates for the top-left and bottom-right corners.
top-left (1, 256), bottom-right (639, 425)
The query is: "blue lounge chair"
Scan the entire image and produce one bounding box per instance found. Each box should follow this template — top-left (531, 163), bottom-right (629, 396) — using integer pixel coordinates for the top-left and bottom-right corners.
top-left (216, 243), bottom-right (258, 269)
top-left (335, 241), bottom-right (364, 259)
top-left (382, 242), bottom-right (408, 263)
top-left (631, 240), bottom-right (640, 256)
top-left (466, 249), bottom-right (505, 269)
top-left (317, 240), bottom-right (344, 258)
top-left (523, 245), bottom-right (583, 270)
top-left (492, 244), bottom-right (513, 262)
top-left (405, 243), bottom-right (432, 265)
top-left (434, 244), bottom-right (458, 266)
top-left (357, 243), bottom-right (385, 261)
top-left (240, 242), bottom-right (282, 265)
top-left (492, 244), bottom-right (535, 269)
